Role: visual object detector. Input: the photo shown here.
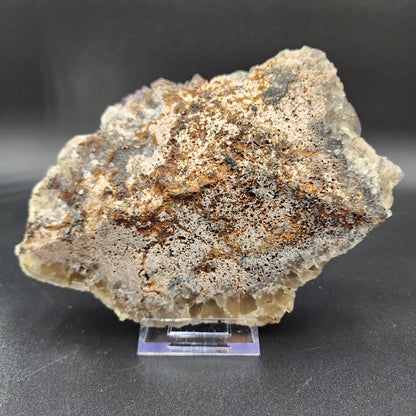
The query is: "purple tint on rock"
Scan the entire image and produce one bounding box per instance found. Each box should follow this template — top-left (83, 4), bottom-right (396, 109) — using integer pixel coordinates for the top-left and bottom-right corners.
top-left (354, 116), bottom-right (362, 136)
top-left (349, 104), bottom-right (362, 136)
top-left (120, 86), bottom-right (152, 106)
top-left (120, 93), bottom-right (133, 106)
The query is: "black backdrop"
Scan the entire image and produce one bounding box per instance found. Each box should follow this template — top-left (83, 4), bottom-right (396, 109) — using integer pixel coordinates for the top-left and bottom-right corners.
top-left (2, 0), bottom-right (415, 135)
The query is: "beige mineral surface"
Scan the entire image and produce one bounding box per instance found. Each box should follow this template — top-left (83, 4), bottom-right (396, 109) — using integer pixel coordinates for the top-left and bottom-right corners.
top-left (15, 46), bottom-right (403, 325)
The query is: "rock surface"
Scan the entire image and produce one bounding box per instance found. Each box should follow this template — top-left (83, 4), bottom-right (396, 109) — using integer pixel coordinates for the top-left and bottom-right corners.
top-left (15, 47), bottom-right (403, 325)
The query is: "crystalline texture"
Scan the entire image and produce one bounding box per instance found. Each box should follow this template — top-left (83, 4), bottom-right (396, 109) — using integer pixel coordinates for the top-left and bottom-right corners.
top-left (15, 47), bottom-right (403, 325)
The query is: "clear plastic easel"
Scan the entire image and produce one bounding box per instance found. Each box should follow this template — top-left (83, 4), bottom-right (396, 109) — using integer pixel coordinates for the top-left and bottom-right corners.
top-left (137, 318), bottom-right (260, 356)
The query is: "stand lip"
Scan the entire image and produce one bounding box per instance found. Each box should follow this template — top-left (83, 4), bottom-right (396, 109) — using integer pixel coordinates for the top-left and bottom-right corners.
top-left (139, 317), bottom-right (259, 326)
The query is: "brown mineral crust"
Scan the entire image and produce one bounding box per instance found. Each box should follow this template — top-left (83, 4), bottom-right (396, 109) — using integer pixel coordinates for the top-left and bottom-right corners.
top-left (15, 47), bottom-right (403, 325)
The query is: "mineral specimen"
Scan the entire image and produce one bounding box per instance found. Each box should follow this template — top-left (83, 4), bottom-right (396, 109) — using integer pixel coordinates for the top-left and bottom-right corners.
top-left (15, 47), bottom-right (403, 325)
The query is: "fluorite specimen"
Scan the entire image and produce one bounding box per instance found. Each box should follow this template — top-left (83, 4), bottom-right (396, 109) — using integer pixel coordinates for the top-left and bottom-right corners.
top-left (15, 47), bottom-right (403, 325)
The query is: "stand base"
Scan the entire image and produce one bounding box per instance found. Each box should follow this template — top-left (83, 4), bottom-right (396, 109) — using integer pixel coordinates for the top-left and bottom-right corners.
top-left (137, 318), bottom-right (260, 356)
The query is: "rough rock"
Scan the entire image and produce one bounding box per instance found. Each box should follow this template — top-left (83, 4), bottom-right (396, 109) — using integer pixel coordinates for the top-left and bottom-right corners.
top-left (15, 46), bottom-right (403, 325)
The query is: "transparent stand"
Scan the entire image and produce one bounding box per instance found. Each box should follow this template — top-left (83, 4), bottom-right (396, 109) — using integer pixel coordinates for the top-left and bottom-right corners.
top-left (137, 318), bottom-right (260, 356)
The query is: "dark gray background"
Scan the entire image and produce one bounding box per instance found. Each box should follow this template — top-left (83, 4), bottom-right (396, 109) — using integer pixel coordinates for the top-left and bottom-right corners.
top-left (1, 1), bottom-right (415, 415)
top-left (1, 0), bottom-right (416, 132)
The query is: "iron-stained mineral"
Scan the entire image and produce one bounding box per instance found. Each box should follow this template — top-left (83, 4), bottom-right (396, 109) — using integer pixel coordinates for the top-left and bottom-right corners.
top-left (15, 47), bottom-right (403, 325)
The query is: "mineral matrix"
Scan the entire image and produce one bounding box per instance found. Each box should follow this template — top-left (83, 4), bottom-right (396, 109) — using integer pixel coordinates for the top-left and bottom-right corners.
top-left (15, 47), bottom-right (403, 325)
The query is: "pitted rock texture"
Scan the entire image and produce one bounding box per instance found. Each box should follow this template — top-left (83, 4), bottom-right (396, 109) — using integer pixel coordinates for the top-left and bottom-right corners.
top-left (15, 47), bottom-right (403, 325)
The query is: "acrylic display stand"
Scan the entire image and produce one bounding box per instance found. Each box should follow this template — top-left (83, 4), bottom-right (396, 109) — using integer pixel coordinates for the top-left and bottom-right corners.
top-left (137, 318), bottom-right (260, 356)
